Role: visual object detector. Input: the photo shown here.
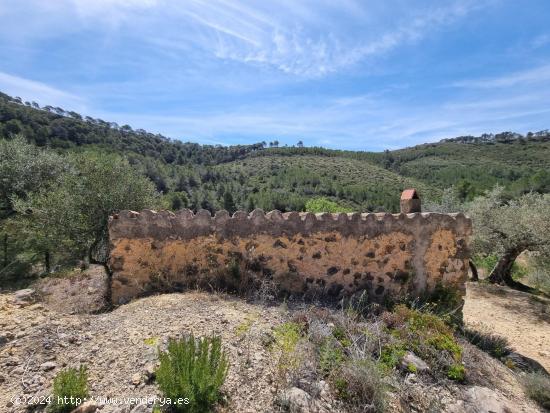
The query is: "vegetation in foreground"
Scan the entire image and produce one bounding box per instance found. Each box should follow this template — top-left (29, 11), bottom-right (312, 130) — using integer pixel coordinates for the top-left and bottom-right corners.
top-left (49, 366), bottom-right (89, 413)
top-left (268, 301), bottom-right (469, 412)
top-left (523, 372), bottom-right (550, 410)
top-left (156, 335), bottom-right (229, 413)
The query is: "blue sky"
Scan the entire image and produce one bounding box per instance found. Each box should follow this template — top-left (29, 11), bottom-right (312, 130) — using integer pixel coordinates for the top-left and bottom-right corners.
top-left (0, 0), bottom-right (549, 150)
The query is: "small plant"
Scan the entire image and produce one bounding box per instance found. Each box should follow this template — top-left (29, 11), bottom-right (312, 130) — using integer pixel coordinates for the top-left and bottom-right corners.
top-left (406, 363), bottom-right (417, 373)
top-left (49, 366), bottom-right (89, 413)
top-left (271, 322), bottom-right (305, 384)
top-left (234, 318), bottom-right (254, 337)
top-left (144, 336), bottom-right (159, 346)
top-left (272, 322), bottom-right (303, 354)
top-left (156, 335), bottom-right (229, 413)
top-left (330, 359), bottom-right (387, 412)
top-left (381, 305), bottom-right (465, 378)
top-left (379, 344), bottom-right (406, 371)
top-left (523, 372), bottom-right (550, 409)
top-left (447, 364), bottom-right (466, 381)
top-left (305, 197), bottom-right (353, 213)
top-left (318, 338), bottom-right (344, 376)
top-left (462, 328), bottom-right (512, 359)
top-left (332, 326), bottom-right (352, 347)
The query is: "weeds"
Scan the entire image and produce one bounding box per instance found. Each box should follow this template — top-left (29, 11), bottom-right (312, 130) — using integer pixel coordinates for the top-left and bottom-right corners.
top-left (447, 364), bottom-right (466, 381)
top-left (330, 359), bottom-right (387, 412)
top-left (381, 305), bottom-right (464, 379)
top-left (49, 366), bottom-right (88, 413)
top-left (462, 328), bottom-right (512, 359)
top-left (318, 338), bottom-right (345, 376)
top-left (523, 372), bottom-right (550, 409)
top-left (156, 335), bottom-right (229, 413)
top-left (271, 321), bottom-right (306, 384)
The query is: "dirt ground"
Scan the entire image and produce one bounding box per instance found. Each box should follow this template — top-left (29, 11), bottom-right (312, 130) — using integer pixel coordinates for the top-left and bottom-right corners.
top-left (0, 278), bottom-right (546, 413)
top-left (464, 282), bottom-right (550, 373)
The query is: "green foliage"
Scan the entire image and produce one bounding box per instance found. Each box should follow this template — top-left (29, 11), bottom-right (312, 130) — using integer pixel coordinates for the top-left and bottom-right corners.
top-left (272, 322), bottom-right (303, 355)
top-left (219, 156), bottom-right (435, 213)
top-left (162, 191), bottom-right (189, 211)
top-left (156, 335), bottom-right (229, 413)
top-left (406, 363), bottom-right (417, 373)
top-left (447, 364), bottom-right (466, 381)
top-left (462, 328), bottom-right (512, 359)
top-left (0, 136), bottom-right (66, 278)
top-left (523, 372), bottom-right (550, 409)
top-left (49, 366), bottom-right (88, 413)
top-left (271, 321), bottom-right (305, 379)
top-left (318, 338), bottom-right (345, 376)
top-left (332, 325), bottom-right (352, 347)
top-left (0, 135), bottom-right (65, 218)
top-left (14, 151), bottom-right (158, 262)
top-left (472, 254), bottom-right (499, 274)
top-left (305, 197), bottom-right (353, 213)
top-left (382, 305), bottom-right (464, 378)
top-left (468, 187), bottom-right (550, 284)
top-left (469, 187), bottom-right (550, 258)
top-left (379, 344), bottom-right (406, 370)
top-left (222, 191), bottom-right (236, 214)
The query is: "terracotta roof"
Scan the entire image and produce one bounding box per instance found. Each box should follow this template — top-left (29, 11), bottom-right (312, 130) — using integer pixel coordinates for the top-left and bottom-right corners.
top-left (401, 189), bottom-right (419, 200)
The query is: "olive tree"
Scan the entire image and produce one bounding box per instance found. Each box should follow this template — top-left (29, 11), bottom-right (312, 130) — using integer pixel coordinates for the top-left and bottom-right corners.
top-left (14, 151), bottom-right (159, 265)
top-left (0, 136), bottom-right (66, 274)
top-left (468, 186), bottom-right (550, 287)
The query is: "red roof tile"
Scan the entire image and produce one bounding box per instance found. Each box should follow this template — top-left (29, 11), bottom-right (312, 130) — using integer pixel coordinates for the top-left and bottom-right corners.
top-left (401, 189), bottom-right (418, 200)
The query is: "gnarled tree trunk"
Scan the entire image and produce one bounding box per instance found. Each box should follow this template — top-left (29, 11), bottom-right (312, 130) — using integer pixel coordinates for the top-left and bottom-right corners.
top-left (488, 248), bottom-right (531, 291)
top-left (469, 260), bottom-right (479, 281)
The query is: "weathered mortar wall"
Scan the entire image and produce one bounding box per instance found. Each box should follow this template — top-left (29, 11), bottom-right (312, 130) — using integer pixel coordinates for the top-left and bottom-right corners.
top-left (108, 209), bottom-right (471, 305)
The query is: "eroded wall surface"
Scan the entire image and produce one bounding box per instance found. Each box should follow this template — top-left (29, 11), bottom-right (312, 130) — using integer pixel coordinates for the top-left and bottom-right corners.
top-left (108, 209), bottom-right (471, 305)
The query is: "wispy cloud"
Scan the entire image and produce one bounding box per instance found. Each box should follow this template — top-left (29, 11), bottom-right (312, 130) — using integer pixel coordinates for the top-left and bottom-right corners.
top-left (166, 0), bottom-right (483, 77)
top-left (452, 63), bottom-right (550, 89)
top-left (0, 0), bottom-right (483, 78)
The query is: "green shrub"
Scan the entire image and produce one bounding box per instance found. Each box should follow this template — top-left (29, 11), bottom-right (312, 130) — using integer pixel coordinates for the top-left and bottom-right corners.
top-left (49, 366), bottom-right (88, 413)
top-left (523, 372), bottom-right (550, 409)
top-left (330, 359), bottom-right (387, 412)
top-left (332, 326), bottom-right (352, 347)
top-left (447, 364), bottom-right (466, 381)
top-left (462, 328), bottom-right (512, 358)
top-left (156, 335), bottom-right (229, 413)
top-left (272, 322), bottom-right (303, 354)
top-left (271, 321), bottom-right (305, 378)
top-left (318, 338), bottom-right (345, 376)
top-left (305, 197), bottom-right (353, 213)
top-left (379, 343), bottom-right (406, 371)
top-left (381, 305), bottom-right (464, 378)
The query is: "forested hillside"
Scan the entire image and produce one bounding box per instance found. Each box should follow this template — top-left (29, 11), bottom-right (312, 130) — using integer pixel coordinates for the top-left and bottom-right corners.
top-left (1, 91), bottom-right (549, 214)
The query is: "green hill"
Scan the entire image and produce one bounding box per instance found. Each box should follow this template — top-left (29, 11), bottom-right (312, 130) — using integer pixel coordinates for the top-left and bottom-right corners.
top-left (216, 155), bottom-right (438, 212)
top-left (1, 91), bottom-right (549, 212)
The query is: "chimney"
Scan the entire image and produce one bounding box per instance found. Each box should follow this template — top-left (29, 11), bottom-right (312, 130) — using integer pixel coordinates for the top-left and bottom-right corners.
top-left (400, 189), bottom-right (421, 213)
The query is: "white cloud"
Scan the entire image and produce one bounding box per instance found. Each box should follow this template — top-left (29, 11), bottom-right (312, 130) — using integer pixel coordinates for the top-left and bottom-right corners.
top-left (452, 64), bottom-right (550, 89)
top-left (0, 0), bottom-right (483, 78)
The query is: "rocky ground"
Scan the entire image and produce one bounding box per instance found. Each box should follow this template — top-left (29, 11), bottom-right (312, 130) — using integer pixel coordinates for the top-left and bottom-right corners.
top-left (0, 268), bottom-right (547, 413)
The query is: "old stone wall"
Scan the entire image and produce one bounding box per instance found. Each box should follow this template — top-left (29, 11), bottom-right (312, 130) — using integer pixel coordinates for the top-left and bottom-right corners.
top-left (107, 209), bottom-right (472, 306)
